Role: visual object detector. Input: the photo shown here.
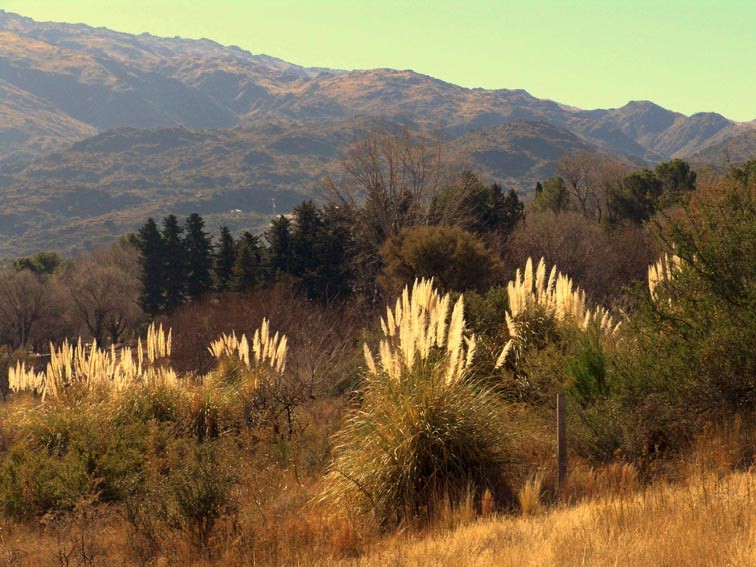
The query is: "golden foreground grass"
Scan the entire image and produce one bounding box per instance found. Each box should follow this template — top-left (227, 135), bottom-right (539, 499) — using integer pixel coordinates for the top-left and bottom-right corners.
top-left (331, 470), bottom-right (755, 567)
top-left (0, 466), bottom-right (752, 565)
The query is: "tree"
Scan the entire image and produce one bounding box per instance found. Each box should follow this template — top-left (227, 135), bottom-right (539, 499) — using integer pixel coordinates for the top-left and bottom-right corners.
top-left (161, 214), bottom-right (186, 312)
top-left (317, 204), bottom-right (356, 301)
top-left (215, 226), bottom-right (236, 293)
top-left (184, 213), bottom-right (214, 301)
top-left (0, 270), bottom-right (55, 349)
top-left (608, 169), bottom-right (663, 224)
top-left (322, 122), bottom-right (448, 297)
top-left (654, 158), bottom-right (696, 205)
top-left (378, 225), bottom-right (504, 295)
top-left (430, 173), bottom-right (524, 242)
top-left (267, 214), bottom-right (293, 278)
top-left (136, 218), bottom-right (164, 316)
top-left (533, 177), bottom-right (570, 213)
top-left (556, 153), bottom-right (629, 222)
top-left (13, 252), bottom-right (62, 275)
top-left (282, 201), bottom-right (356, 302)
top-left (323, 122), bottom-right (446, 245)
top-left (429, 171), bottom-right (487, 228)
top-left (232, 232), bottom-right (262, 292)
top-left (556, 152), bottom-right (595, 217)
top-left (290, 201), bottom-right (324, 288)
top-left (63, 244), bottom-right (142, 345)
top-left (499, 187), bottom-right (525, 238)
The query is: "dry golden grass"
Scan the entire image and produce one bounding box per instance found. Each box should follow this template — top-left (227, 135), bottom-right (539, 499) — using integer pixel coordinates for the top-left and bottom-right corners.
top-left (0, 464), bottom-right (752, 566)
top-left (331, 470), bottom-right (755, 567)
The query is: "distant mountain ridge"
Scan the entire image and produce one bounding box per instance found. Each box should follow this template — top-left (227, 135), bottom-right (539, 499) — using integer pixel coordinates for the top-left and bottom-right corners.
top-left (0, 10), bottom-right (754, 258)
top-left (0, 9), bottom-right (752, 164)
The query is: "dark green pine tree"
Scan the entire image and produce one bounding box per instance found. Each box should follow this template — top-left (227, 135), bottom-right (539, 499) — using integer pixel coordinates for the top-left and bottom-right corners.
top-left (291, 201), bottom-right (323, 285)
top-left (161, 214), bottom-right (186, 312)
top-left (267, 214), bottom-right (293, 278)
top-left (183, 213), bottom-right (214, 301)
top-left (136, 218), bottom-right (164, 316)
top-left (233, 231), bottom-right (262, 292)
top-left (290, 200), bottom-right (354, 301)
top-left (499, 187), bottom-right (525, 239)
top-left (317, 204), bottom-right (355, 301)
top-left (215, 226), bottom-right (236, 292)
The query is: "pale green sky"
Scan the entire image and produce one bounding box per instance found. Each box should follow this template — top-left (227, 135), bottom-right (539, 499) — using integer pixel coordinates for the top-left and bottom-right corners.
top-left (1, 0), bottom-right (754, 121)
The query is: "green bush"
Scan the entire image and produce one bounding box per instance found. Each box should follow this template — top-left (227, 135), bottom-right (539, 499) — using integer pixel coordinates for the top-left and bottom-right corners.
top-left (0, 447), bottom-right (89, 519)
top-left (0, 401), bottom-right (148, 517)
top-left (128, 440), bottom-right (239, 552)
top-left (624, 171), bottom-right (755, 427)
top-left (378, 225), bottom-right (504, 295)
top-left (566, 329), bottom-right (610, 407)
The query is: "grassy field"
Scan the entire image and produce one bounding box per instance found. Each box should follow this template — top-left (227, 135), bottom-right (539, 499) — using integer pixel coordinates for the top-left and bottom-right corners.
top-left (1, 464), bottom-right (752, 566)
top-left (335, 470), bottom-right (754, 567)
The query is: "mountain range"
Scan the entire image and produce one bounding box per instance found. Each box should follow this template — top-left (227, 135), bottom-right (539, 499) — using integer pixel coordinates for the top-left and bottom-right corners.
top-left (0, 10), bottom-right (753, 257)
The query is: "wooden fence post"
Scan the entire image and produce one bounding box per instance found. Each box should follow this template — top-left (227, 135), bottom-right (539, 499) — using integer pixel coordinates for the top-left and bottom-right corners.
top-left (557, 392), bottom-right (567, 492)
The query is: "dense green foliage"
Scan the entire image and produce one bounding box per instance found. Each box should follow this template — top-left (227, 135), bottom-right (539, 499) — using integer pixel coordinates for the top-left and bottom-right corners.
top-left (215, 226), bottom-right (236, 293)
top-left (136, 218), bottom-right (164, 316)
top-left (378, 225), bottom-right (504, 294)
top-left (13, 252), bottom-right (63, 275)
top-left (183, 213), bottom-right (214, 301)
top-left (533, 177), bottom-right (570, 213)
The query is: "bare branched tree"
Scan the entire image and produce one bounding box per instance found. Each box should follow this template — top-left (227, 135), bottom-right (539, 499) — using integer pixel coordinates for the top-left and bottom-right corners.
top-left (556, 151), bottom-right (594, 217)
top-left (0, 269), bottom-right (57, 349)
top-left (556, 152), bottom-right (631, 222)
top-left (322, 122), bottom-right (448, 243)
top-left (63, 243), bottom-right (143, 345)
top-left (321, 122), bottom-right (450, 298)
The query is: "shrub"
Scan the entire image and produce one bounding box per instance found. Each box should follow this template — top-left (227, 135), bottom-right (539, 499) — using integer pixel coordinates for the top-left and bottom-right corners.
top-left (0, 447), bottom-right (89, 519)
top-left (23, 402), bottom-right (147, 504)
top-left (128, 440), bottom-right (239, 553)
top-left (622, 171), bottom-right (756, 432)
top-left (169, 442), bottom-right (239, 550)
top-left (378, 225), bottom-right (504, 295)
top-left (505, 211), bottom-right (656, 303)
top-left (322, 280), bottom-right (517, 528)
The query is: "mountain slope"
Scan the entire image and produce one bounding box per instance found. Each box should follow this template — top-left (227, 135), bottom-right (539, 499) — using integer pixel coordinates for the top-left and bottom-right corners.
top-left (0, 119), bottom-right (608, 257)
top-left (688, 129), bottom-right (756, 169)
top-left (0, 10), bottom-right (751, 165)
top-left (0, 10), bottom-right (753, 259)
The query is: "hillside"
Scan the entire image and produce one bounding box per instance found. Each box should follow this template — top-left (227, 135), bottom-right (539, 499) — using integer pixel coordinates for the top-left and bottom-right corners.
top-left (0, 9), bottom-right (754, 258)
top-left (0, 119), bottom-right (607, 257)
top-left (0, 10), bottom-right (752, 165)
top-left (689, 129), bottom-right (756, 169)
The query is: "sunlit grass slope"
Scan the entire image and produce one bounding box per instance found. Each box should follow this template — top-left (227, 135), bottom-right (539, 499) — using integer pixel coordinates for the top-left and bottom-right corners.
top-left (335, 471), bottom-right (754, 567)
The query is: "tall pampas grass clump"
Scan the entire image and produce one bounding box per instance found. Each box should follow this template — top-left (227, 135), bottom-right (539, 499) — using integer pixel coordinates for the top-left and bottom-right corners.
top-left (504, 258), bottom-right (618, 351)
top-left (208, 318), bottom-right (288, 380)
top-left (648, 253), bottom-right (682, 301)
top-left (322, 279), bottom-right (517, 528)
top-left (8, 323), bottom-right (176, 401)
top-left (202, 319), bottom-right (290, 438)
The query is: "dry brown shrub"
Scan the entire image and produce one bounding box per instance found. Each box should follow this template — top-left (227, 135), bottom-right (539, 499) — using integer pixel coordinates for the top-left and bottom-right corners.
top-left (505, 211), bottom-right (656, 304)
